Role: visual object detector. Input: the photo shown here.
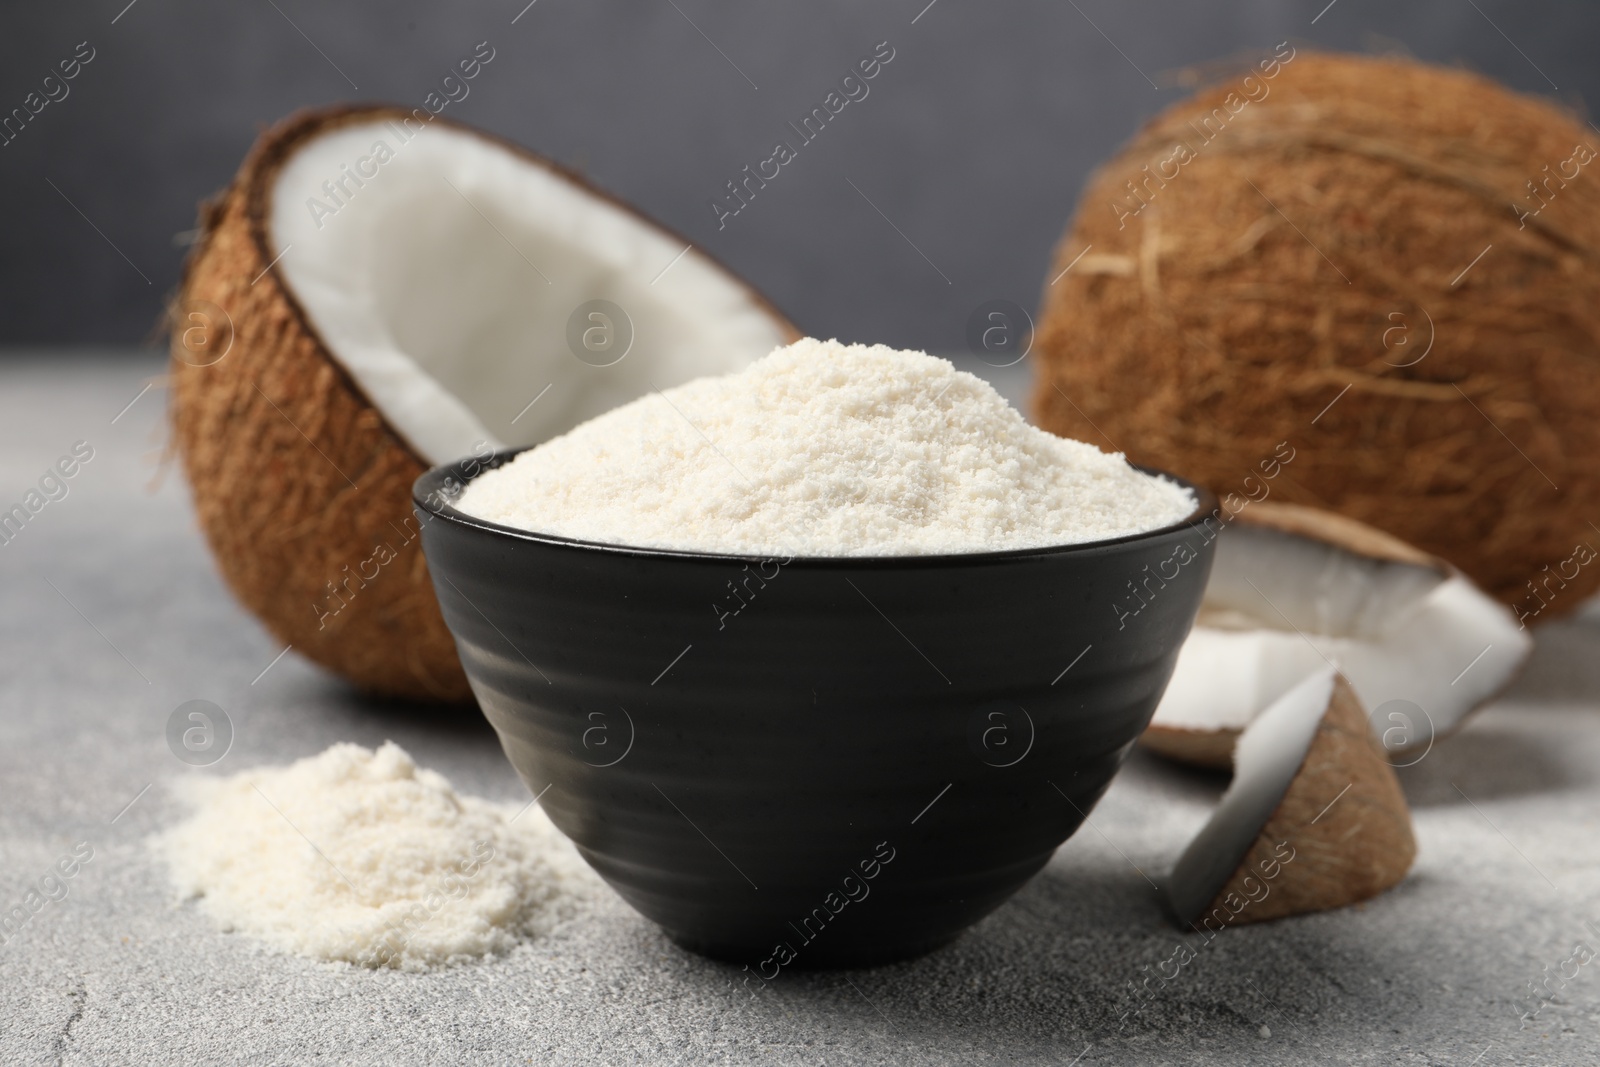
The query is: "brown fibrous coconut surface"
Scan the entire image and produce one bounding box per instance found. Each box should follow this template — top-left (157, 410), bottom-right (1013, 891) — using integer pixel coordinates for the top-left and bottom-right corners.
top-left (1034, 51), bottom-right (1600, 615)
top-left (1199, 674), bottom-right (1416, 927)
top-left (169, 106), bottom-right (473, 701)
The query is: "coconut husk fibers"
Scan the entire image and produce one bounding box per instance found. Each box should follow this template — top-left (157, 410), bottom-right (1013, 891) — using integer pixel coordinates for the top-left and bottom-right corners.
top-left (169, 105), bottom-right (470, 701)
top-left (1196, 673), bottom-right (1415, 927)
top-left (1034, 51), bottom-right (1600, 614)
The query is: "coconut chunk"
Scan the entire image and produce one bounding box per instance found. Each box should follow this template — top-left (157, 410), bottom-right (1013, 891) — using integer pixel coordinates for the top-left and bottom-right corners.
top-left (1166, 667), bottom-right (1416, 928)
top-left (1143, 504), bottom-right (1531, 768)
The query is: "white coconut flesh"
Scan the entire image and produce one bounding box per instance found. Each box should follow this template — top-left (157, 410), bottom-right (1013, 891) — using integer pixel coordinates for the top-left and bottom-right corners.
top-left (1165, 666), bottom-right (1336, 926)
top-left (1151, 517), bottom-right (1532, 755)
top-left (268, 120), bottom-right (790, 466)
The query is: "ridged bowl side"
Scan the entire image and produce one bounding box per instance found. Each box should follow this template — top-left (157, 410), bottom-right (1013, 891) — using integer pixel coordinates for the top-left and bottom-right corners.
top-left (417, 455), bottom-right (1216, 966)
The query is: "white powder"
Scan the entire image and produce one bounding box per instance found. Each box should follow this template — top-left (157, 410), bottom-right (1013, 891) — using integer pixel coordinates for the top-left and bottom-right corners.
top-left (458, 339), bottom-right (1195, 555)
top-left (154, 742), bottom-right (597, 970)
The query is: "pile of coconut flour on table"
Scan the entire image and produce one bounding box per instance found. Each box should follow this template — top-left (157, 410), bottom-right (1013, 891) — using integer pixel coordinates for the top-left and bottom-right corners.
top-left (155, 742), bottom-right (596, 970)
top-left (458, 338), bottom-right (1195, 553)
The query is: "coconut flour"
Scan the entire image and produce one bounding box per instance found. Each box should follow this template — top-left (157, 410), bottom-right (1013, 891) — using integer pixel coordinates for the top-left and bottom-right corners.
top-left (458, 339), bottom-right (1195, 554)
top-left (155, 742), bottom-right (595, 970)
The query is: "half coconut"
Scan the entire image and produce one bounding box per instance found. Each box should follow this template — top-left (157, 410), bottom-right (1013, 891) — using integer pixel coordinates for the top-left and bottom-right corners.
top-left (170, 105), bottom-right (796, 700)
top-left (1143, 503), bottom-right (1531, 768)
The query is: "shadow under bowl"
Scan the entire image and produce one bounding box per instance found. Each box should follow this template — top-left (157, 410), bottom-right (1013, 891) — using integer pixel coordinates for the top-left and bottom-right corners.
top-left (416, 451), bottom-right (1217, 968)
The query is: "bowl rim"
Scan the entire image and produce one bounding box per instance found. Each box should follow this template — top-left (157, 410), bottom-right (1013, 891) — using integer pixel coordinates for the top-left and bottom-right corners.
top-left (413, 446), bottom-right (1222, 568)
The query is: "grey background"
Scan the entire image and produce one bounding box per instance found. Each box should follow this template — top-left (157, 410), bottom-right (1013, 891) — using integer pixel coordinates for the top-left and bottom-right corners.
top-left (0, 0), bottom-right (1594, 351)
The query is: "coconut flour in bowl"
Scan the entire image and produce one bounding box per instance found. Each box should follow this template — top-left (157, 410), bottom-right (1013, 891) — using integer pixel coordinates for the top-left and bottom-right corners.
top-left (456, 339), bottom-right (1195, 554)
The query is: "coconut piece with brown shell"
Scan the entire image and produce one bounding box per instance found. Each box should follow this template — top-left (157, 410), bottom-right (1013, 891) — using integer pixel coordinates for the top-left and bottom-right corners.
top-left (170, 105), bottom-right (797, 701)
top-left (1142, 503), bottom-right (1530, 769)
top-left (1166, 666), bottom-right (1416, 929)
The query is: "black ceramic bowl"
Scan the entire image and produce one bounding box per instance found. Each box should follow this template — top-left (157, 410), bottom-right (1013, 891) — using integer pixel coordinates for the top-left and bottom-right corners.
top-left (415, 451), bottom-right (1218, 968)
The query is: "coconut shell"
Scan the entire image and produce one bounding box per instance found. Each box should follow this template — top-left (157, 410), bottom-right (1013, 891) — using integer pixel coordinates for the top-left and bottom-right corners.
top-left (1035, 51), bottom-right (1600, 615)
top-left (1236, 501), bottom-right (1441, 571)
top-left (1199, 674), bottom-right (1415, 926)
top-left (1141, 723), bottom-right (1239, 770)
top-left (168, 107), bottom-right (471, 700)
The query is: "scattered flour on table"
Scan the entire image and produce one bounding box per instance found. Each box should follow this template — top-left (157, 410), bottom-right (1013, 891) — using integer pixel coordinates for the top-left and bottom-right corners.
top-left (153, 741), bottom-right (597, 970)
top-left (457, 338), bottom-right (1195, 555)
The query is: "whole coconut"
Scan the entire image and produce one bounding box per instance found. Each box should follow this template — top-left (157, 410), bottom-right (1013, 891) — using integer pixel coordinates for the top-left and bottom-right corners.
top-left (1034, 51), bottom-right (1600, 619)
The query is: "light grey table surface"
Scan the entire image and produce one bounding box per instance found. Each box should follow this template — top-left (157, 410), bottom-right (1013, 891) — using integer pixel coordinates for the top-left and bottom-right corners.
top-left (2, 349), bottom-right (1598, 1067)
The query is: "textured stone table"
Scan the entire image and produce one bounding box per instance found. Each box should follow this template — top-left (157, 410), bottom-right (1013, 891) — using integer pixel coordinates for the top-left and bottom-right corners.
top-left (2, 350), bottom-right (1597, 1066)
